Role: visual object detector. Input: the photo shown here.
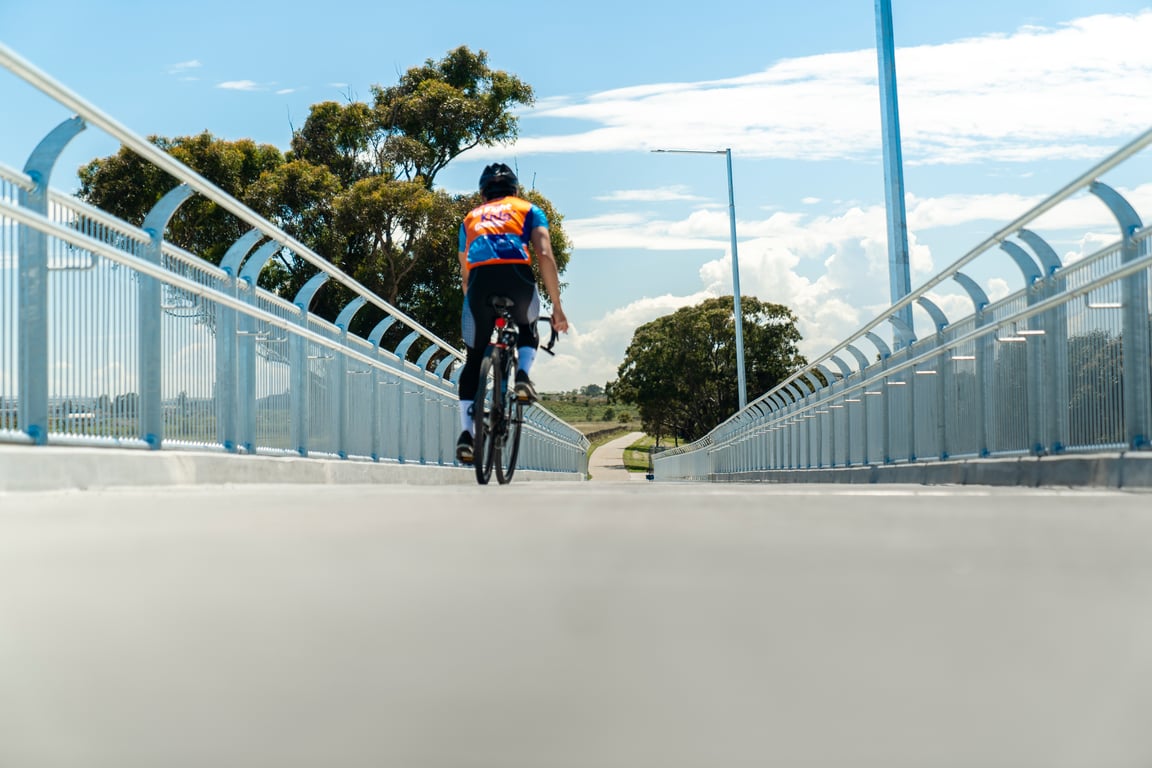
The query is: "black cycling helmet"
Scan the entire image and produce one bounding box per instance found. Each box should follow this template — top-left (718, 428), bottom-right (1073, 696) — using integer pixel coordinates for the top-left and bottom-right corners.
top-left (478, 163), bottom-right (518, 199)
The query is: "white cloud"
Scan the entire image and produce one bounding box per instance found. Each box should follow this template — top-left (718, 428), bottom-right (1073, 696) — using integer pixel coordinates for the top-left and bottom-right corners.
top-left (536, 291), bottom-right (716, 391)
top-left (217, 80), bottom-right (263, 92)
top-left (498, 11), bottom-right (1152, 165)
top-left (566, 212), bottom-right (726, 251)
top-left (596, 186), bottom-right (704, 202)
top-left (168, 60), bottom-right (202, 75)
top-left (276, 88), bottom-right (297, 95)
top-left (985, 277), bottom-right (1013, 303)
top-left (555, 177), bottom-right (1151, 387)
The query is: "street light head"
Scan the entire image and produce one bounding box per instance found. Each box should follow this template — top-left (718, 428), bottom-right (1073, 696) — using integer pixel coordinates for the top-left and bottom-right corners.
top-left (651, 148), bottom-right (727, 155)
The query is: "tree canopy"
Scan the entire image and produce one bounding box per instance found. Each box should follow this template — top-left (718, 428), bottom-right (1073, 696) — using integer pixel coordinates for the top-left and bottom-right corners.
top-left (75, 46), bottom-right (568, 347)
top-left (612, 296), bottom-right (807, 443)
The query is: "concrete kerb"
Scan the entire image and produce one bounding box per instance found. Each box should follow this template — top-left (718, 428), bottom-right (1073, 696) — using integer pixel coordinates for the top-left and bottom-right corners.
top-left (697, 452), bottom-right (1152, 489)
top-left (0, 444), bottom-right (584, 493)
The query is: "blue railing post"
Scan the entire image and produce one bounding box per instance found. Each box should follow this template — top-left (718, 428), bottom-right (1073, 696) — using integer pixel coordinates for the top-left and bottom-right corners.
top-left (1001, 240), bottom-right (1046, 454)
top-left (917, 296), bottom-right (950, 459)
top-left (1019, 229), bottom-right (1067, 454)
top-left (865, 332), bottom-right (892, 463)
top-left (234, 239), bottom-right (281, 453)
top-left (292, 273), bottom-right (329, 457)
top-left (394, 331), bottom-right (420, 463)
top-left (1090, 182), bottom-right (1151, 450)
top-left (216, 229), bottom-right (262, 452)
top-left (18, 116), bottom-right (85, 445)
top-left (140, 184), bottom-right (195, 449)
top-left (334, 297), bottom-right (367, 459)
top-left (953, 272), bottom-right (991, 456)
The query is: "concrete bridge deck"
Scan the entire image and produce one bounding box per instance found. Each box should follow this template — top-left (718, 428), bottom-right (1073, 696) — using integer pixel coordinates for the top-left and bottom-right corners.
top-left (2, 481), bottom-right (1149, 767)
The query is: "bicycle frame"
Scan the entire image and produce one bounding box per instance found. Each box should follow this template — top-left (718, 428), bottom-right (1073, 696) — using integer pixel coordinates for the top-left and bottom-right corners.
top-left (472, 299), bottom-right (559, 485)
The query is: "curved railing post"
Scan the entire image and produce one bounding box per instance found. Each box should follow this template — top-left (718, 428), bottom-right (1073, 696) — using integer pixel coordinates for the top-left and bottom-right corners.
top-left (785, 383), bottom-right (804, 468)
top-left (433, 356), bottom-right (457, 380)
top-left (139, 184), bottom-right (195, 448)
top-left (796, 375), bottom-right (818, 468)
top-left (18, 116), bottom-right (86, 444)
top-left (413, 344), bottom-right (441, 464)
top-left (333, 297), bottom-right (368, 459)
top-left (767, 393), bottom-right (786, 469)
top-left (829, 355), bottom-right (854, 466)
top-left (887, 314), bottom-right (918, 460)
top-left (954, 271), bottom-right (992, 456)
top-left (394, 331), bottom-right (421, 462)
top-left (888, 314), bottom-right (916, 349)
top-left (415, 344), bottom-right (440, 376)
top-left (845, 344), bottom-right (871, 463)
top-left (815, 363), bottom-right (840, 466)
top-left (1090, 181), bottom-right (1150, 449)
top-left (917, 296), bottom-right (951, 459)
top-left (828, 355), bottom-right (853, 380)
top-left (215, 229), bottom-right (262, 451)
top-left (367, 315), bottom-right (399, 460)
top-left (1019, 229), bottom-right (1068, 452)
top-left (1001, 240), bottom-right (1047, 453)
top-left (865, 332), bottom-right (892, 463)
top-left (233, 239), bottom-right (282, 453)
top-left (291, 273), bottom-right (329, 456)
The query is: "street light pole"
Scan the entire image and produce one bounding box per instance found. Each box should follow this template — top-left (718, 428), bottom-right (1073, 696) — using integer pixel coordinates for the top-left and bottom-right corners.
top-left (652, 148), bottom-right (748, 410)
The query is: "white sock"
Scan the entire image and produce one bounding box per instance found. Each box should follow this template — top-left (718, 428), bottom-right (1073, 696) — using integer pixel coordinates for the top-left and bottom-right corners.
top-left (518, 347), bottom-right (537, 375)
top-left (459, 400), bottom-right (474, 435)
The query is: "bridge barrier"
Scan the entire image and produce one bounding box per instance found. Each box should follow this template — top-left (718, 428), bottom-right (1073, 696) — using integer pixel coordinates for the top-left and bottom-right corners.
top-left (656, 127), bottom-right (1152, 487)
top-left (0, 44), bottom-right (588, 479)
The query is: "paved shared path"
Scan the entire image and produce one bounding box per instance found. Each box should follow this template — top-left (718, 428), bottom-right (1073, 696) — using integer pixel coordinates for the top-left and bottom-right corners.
top-left (587, 430), bottom-right (647, 482)
top-left (2, 482), bottom-right (1150, 767)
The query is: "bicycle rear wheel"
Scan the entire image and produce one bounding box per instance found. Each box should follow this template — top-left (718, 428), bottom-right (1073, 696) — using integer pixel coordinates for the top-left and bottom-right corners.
top-left (495, 359), bottom-right (523, 485)
top-left (473, 353), bottom-right (500, 485)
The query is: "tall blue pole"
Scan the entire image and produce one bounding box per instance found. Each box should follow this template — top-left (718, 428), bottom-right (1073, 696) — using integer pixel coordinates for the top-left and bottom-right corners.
top-left (875, 0), bottom-right (913, 343)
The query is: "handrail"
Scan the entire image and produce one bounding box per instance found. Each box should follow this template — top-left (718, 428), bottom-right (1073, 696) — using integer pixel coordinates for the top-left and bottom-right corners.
top-left (722, 126), bottom-right (1152, 431)
top-left (656, 127), bottom-right (1152, 473)
top-left (0, 43), bottom-right (463, 362)
top-left (1, 199), bottom-right (444, 391)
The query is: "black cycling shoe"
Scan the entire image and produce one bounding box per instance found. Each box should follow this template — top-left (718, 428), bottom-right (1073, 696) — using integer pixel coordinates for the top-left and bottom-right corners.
top-left (514, 370), bottom-right (538, 403)
top-left (455, 430), bottom-right (474, 464)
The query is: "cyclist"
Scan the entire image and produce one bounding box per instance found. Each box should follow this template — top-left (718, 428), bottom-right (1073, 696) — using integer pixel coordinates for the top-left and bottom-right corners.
top-left (456, 162), bottom-right (568, 464)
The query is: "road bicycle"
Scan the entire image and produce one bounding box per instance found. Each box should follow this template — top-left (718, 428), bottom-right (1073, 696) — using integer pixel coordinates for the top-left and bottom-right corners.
top-left (473, 296), bottom-right (558, 485)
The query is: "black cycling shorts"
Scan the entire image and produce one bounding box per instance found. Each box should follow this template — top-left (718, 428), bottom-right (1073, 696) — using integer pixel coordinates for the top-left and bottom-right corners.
top-left (461, 263), bottom-right (540, 351)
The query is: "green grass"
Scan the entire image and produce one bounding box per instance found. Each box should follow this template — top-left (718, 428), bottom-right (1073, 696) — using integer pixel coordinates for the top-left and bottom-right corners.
top-left (537, 392), bottom-right (637, 437)
top-left (622, 434), bottom-right (659, 472)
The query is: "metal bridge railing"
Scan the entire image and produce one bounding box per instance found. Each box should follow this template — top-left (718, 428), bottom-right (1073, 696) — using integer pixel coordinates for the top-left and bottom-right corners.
top-left (656, 127), bottom-right (1152, 482)
top-left (0, 44), bottom-right (588, 476)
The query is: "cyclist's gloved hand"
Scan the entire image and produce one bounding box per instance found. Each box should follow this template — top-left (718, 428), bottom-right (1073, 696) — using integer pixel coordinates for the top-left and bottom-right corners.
top-left (551, 305), bottom-right (569, 333)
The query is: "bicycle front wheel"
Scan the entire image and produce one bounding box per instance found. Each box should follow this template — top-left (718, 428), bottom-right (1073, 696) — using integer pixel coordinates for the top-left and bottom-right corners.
top-left (495, 367), bottom-right (523, 485)
top-left (473, 352), bottom-right (500, 485)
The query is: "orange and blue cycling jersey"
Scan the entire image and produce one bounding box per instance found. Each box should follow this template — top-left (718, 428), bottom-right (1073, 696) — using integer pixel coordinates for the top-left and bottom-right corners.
top-left (459, 196), bottom-right (548, 269)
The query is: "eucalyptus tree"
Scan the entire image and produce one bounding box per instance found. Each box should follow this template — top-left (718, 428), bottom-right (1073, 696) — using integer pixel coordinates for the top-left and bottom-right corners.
top-left (614, 297), bottom-right (806, 443)
top-left (75, 46), bottom-right (570, 345)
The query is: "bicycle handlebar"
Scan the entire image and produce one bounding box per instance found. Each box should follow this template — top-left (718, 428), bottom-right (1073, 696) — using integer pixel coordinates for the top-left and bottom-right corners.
top-left (540, 316), bottom-right (559, 356)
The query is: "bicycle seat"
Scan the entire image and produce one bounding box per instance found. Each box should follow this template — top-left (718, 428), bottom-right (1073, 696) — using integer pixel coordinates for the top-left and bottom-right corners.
top-left (489, 296), bottom-right (515, 311)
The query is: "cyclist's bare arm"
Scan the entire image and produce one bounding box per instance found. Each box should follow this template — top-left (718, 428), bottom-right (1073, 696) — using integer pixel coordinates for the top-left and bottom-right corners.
top-left (531, 227), bottom-right (568, 332)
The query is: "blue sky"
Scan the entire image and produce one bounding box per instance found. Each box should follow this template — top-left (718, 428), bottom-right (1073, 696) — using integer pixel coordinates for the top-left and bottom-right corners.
top-left (3, 0), bottom-right (1152, 393)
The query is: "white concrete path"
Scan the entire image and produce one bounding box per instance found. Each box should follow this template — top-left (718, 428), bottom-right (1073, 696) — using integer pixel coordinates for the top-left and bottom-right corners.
top-left (587, 430), bottom-right (646, 482)
top-left (2, 483), bottom-right (1150, 767)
